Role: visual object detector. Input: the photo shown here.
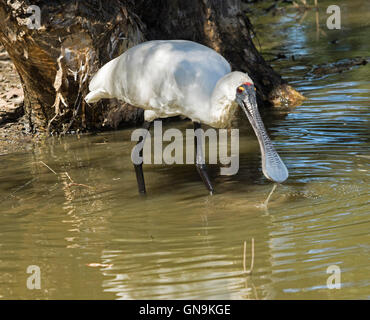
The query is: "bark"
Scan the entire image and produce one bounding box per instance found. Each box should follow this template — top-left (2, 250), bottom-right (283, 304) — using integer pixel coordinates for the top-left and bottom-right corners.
top-left (0, 0), bottom-right (304, 135)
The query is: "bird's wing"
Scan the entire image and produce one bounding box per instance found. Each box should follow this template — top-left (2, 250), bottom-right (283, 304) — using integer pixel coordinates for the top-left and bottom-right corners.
top-left (87, 40), bottom-right (231, 121)
top-left (170, 49), bottom-right (231, 121)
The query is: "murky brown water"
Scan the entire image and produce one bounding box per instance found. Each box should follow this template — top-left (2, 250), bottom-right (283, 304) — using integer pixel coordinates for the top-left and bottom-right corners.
top-left (0, 0), bottom-right (369, 299)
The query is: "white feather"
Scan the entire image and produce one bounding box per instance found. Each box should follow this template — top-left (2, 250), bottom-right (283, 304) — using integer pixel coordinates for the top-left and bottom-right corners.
top-left (86, 40), bottom-right (251, 128)
top-left (85, 40), bottom-right (289, 183)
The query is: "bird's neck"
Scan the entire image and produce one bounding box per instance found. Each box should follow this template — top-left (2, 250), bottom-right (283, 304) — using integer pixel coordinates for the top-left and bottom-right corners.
top-left (208, 73), bottom-right (240, 128)
top-left (207, 71), bottom-right (253, 128)
top-left (209, 92), bottom-right (238, 128)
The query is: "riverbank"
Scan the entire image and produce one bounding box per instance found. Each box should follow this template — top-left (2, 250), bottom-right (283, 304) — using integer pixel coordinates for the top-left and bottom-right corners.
top-left (0, 44), bottom-right (33, 154)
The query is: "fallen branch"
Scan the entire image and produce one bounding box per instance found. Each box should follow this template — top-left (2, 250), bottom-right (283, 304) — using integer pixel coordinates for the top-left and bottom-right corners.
top-left (67, 182), bottom-right (93, 189)
top-left (1, 177), bottom-right (37, 202)
top-left (63, 171), bottom-right (93, 189)
top-left (38, 163), bottom-right (93, 189)
top-left (39, 160), bottom-right (58, 175)
top-left (310, 58), bottom-right (369, 77)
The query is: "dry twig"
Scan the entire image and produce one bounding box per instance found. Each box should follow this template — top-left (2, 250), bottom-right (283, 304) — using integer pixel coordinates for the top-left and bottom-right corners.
top-left (243, 238), bottom-right (255, 274)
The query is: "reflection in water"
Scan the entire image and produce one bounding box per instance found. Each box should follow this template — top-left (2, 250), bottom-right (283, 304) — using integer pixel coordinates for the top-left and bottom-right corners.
top-left (0, 0), bottom-right (369, 299)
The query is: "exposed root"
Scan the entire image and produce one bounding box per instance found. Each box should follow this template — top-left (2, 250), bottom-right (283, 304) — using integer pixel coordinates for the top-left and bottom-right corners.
top-left (270, 83), bottom-right (306, 107)
top-left (62, 48), bottom-right (94, 135)
top-left (47, 49), bottom-right (68, 135)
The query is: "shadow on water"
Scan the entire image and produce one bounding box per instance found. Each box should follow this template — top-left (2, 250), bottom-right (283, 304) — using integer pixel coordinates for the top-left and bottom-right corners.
top-left (0, 0), bottom-right (369, 299)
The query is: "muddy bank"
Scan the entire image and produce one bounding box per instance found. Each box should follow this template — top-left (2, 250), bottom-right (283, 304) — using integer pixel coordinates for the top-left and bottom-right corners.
top-left (0, 44), bottom-right (32, 154)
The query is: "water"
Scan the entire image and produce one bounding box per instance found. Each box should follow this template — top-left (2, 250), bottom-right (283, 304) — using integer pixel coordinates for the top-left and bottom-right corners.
top-left (0, 0), bottom-right (369, 299)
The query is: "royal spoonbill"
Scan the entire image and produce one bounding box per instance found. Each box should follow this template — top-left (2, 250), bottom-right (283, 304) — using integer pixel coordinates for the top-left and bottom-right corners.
top-left (85, 40), bottom-right (289, 194)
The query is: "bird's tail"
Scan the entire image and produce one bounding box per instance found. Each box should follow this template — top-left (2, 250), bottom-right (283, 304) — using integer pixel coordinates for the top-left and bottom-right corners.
top-left (84, 88), bottom-right (109, 104)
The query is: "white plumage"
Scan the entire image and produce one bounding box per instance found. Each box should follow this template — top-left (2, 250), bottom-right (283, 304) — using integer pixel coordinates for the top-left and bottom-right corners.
top-left (85, 40), bottom-right (289, 186)
top-left (86, 40), bottom-right (252, 128)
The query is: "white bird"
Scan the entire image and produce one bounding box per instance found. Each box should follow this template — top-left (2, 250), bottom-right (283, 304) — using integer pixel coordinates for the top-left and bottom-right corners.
top-left (85, 40), bottom-right (289, 194)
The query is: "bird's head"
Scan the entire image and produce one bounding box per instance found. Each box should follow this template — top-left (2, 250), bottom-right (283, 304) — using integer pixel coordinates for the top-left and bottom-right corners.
top-left (234, 80), bottom-right (289, 183)
top-left (235, 82), bottom-right (257, 119)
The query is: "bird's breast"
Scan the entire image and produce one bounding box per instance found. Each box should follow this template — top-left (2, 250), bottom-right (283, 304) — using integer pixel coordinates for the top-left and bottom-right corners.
top-left (208, 100), bottom-right (239, 129)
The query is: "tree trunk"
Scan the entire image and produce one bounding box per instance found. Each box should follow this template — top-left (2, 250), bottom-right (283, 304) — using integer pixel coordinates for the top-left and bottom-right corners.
top-left (0, 0), bottom-right (304, 135)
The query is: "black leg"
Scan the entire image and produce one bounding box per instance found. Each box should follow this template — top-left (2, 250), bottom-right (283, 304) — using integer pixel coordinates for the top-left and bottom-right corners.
top-left (134, 121), bottom-right (152, 194)
top-left (194, 122), bottom-right (214, 195)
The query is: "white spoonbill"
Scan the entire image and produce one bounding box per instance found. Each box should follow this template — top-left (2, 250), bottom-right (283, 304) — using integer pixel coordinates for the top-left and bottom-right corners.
top-left (85, 40), bottom-right (289, 194)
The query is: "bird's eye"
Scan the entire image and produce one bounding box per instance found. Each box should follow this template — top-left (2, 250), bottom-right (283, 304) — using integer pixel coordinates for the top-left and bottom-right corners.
top-left (237, 87), bottom-right (244, 94)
